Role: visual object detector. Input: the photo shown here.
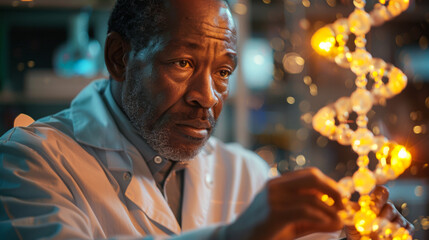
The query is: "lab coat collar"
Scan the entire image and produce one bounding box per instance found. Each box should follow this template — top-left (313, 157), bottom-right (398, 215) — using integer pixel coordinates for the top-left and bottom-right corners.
top-left (69, 80), bottom-right (180, 233)
top-left (71, 79), bottom-right (126, 152)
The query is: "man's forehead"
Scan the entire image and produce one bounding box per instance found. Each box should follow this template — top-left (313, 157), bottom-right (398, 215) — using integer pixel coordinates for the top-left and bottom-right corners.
top-left (165, 0), bottom-right (236, 34)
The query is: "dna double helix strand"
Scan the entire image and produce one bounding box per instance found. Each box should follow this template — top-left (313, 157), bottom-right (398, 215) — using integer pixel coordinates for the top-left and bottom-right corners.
top-left (311, 0), bottom-right (412, 239)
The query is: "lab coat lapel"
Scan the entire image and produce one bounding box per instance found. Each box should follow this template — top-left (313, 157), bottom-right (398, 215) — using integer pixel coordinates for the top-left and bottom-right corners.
top-left (181, 145), bottom-right (215, 231)
top-left (70, 80), bottom-right (181, 234)
top-left (124, 145), bottom-right (181, 235)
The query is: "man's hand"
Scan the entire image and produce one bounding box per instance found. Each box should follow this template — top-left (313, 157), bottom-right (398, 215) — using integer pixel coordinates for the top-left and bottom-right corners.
top-left (345, 185), bottom-right (415, 240)
top-left (225, 168), bottom-right (344, 240)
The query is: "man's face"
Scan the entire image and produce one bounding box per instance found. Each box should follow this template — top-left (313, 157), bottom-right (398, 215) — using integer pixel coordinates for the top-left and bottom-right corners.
top-left (121, 0), bottom-right (237, 161)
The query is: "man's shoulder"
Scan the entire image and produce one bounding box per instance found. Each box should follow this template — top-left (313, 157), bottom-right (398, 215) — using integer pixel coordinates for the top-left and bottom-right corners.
top-left (0, 79), bottom-right (110, 149)
top-left (0, 110), bottom-right (75, 151)
top-left (0, 111), bottom-right (101, 179)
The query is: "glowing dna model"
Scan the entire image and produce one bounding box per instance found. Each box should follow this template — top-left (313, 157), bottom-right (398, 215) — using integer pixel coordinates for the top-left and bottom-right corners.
top-left (311, 0), bottom-right (412, 239)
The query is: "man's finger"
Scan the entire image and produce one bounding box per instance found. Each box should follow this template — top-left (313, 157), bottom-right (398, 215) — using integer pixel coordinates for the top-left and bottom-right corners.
top-left (274, 168), bottom-right (344, 209)
top-left (376, 199), bottom-right (415, 237)
top-left (393, 214), bottom-right (408, 229)
top-left (270, 193), bottom-right (340, 220)
top-left (370, 185), bottom-right (389, 215)
top-left (405, 221), bottom-right (415, 235)
top-left (288, 205), bottom-right (343, 238)
top-left (379, 202), bottom-right (399, 221)
top-left (392, 213), bottom-right (415, 235)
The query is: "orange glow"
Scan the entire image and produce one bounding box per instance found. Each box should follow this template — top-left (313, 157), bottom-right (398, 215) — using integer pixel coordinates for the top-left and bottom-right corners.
top-left (321, 194), bottom-right (335, 206)
top-left (311, 26), bottom-right (336, 57)
top-left (376, 142), bottom-right (412, 178)
top-left (354, 208), bottom-right (377, 235)
top-left (319, 42), bottom-right (333, 53)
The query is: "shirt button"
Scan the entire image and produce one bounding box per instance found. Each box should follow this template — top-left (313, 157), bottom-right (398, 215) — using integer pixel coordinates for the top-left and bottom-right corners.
top-left (123, 172), bottom-right (131, 181)
top-left (205, 173), bottom-right (213, 187)
top-left (153, 156), bottom-right (163, 164)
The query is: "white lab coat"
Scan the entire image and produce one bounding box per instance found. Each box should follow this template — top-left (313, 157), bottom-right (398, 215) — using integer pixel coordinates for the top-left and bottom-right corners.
top-left (0, 80), bottom-right (342, 239)
top-left (0, 80), bottom-right (269, 239)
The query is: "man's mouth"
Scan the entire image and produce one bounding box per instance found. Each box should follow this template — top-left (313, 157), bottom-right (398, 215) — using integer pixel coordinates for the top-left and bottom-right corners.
top-left (175, 119), bottom-right (212, 139)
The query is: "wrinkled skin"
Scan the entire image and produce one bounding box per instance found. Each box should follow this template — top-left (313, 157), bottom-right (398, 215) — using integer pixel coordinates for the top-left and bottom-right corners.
top-left (104, 0), bottom-right (413, 239)
top-left (107, 0), bottom-right (237, 161)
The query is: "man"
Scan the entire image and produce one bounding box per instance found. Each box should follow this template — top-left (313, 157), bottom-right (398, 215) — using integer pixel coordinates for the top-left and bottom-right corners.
top-left (0, 0), bottom-right (413, 239)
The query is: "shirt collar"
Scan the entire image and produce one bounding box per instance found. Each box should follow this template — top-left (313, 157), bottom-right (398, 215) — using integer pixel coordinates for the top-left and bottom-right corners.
top-left (71, 79), bottom-right (125, 151)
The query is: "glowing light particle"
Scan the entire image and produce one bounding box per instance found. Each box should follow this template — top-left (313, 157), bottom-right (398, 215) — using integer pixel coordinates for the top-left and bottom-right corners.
top-left (350, 49), bottom-right (373, 76)
top-left (352, 128), bottom-right (374, 156)
top-left (326, 0), bottom-right (336, 7)
top-left (421, 217), bottom-right (429, 230)
top-left (353, 167), bottom-right (376, 194)
top-left (309, 84), bottom-right (318, 96)
top-left (413, 125), bottom-right (422, 134)
top-left (321, 194), bottom-right (335, 206)
top-left (287, 96), bottom-right (295, 104)
top-left (387, 67), bottom-right (407, 95)
top-left (348, 9), bottom-right (371, 35)
top-left (351, 88), bottom-right (373, 114)
top-left (311, 26), bottom-right (336, 57)
top-left (233, 3), bottom-right (247, 15)
top-left (283, 53), bottom-right (305, 74)
top-left (419, 36), bottom-right (429, 49)
top-left (301, 113), bottom-right (313, 124)
top-left (334, 97), bottom-right (352, 122)
top-left (27, 60), bottom-right (35, 68)
top-left (414, 185), bottom-right (423, 197)
top-left (302, 0), bottom-right (310, 8)
top-left (296, 155), bottom-right (306, 166)
top-left (336, 124), bottom-right (353, 145)
top-left (312, 106), bottom-right (336, 137)
top-left (338, 177), bottom-right (354, 198)
top-left (338, 202), bottom-right (356, 225)
top-left (303, 76), bottom-right (312, 85)
top-left (357, 155), bottom-right (369, 168)
top-left (354, 208), bottom-right (377, 235)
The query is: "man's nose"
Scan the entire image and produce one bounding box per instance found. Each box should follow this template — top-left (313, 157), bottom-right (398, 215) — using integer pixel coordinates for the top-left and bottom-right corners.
top-left (185, 71), bottom-right (218, 109)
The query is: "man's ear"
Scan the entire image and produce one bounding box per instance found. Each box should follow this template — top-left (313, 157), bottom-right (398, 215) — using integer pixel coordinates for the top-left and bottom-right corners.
top-left (105, 32), bottom-right (131, 82)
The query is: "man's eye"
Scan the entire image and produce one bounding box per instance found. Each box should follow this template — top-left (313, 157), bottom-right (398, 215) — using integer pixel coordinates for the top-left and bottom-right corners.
top-left (174, 60), bottom-right (191, 68)
top-left (219, 70), bottom-right (231, 78)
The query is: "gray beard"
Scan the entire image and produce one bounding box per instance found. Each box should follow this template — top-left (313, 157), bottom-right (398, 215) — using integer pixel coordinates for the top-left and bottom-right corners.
top-left (121, 74), bottom-right (209, 161)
